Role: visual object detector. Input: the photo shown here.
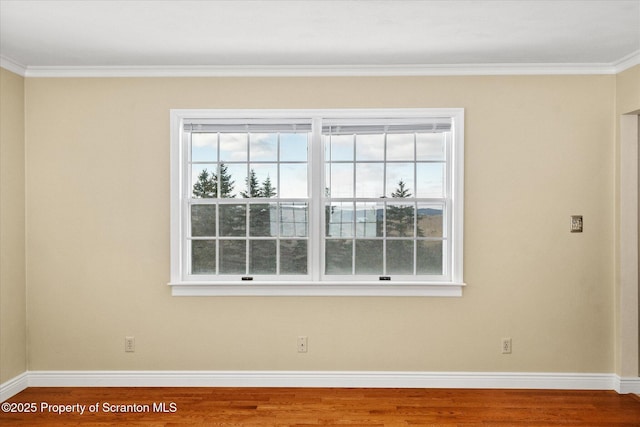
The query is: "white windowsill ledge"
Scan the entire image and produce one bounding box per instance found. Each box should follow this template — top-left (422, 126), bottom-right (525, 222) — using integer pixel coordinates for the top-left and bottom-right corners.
top-left (168, 282), bottom-right (465, 297)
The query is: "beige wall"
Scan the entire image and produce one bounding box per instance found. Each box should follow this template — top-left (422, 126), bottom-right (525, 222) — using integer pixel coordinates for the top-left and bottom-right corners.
top-left (21, 75), bottom-right (617, 373)
top-left (615, 64), bottom-right (640, 377)
top-left (616, 65), bottom-right (640, 116)
top-left (0, 68), bottom-right (27, 382)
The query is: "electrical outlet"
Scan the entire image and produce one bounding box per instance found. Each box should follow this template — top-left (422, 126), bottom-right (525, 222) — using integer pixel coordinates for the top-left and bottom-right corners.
top-left (125, 336), bottom-right (135, 353)
top-left (501, 338), bottom-right (512, 354)
top-left (297, 336), bottom-right (308, 353)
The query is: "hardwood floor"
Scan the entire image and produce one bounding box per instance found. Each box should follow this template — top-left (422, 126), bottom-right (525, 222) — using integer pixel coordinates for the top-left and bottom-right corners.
top-left (1, 387), bottom-right (639, 426)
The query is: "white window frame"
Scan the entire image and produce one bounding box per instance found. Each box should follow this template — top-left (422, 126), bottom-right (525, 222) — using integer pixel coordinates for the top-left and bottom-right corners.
top-left (170, 109), bottom-right (465, 296)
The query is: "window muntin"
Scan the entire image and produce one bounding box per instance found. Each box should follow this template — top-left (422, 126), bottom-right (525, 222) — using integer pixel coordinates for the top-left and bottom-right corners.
top-left (170, 109), bottom-right (464, 296)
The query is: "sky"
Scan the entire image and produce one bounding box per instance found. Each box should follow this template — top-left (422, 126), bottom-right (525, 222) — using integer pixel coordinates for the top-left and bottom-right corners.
top-left (190, 130), bottom-right (448, 199)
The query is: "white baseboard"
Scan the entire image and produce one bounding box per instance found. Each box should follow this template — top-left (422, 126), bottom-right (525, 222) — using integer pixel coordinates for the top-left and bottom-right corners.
top-left (2, 370), bottom-right (638, 402)
top-left (23, 370), bottom-right (619, 390)
top-left (616, 375), bottom-right (640, 394)
top-left (0, 372), bottom-right (28, 403)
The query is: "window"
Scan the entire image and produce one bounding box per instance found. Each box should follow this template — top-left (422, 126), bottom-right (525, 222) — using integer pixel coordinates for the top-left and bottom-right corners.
top-left (170, 109), bottom-right (464, 296)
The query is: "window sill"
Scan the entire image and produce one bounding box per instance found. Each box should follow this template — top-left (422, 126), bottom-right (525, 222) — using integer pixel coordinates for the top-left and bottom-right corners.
top-left (168, 282), bottom-right (465, 297)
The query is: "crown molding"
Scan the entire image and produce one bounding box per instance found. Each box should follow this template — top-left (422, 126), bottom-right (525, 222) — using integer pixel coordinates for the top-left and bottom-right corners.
top-left (613, 49), bottom-right (640, 73)
top-left (1, 54), bottom-right (638, 78)
top-left (0, 55), bottom-right (27, 77)
top-left (15, 63), bottom-right (623, 78)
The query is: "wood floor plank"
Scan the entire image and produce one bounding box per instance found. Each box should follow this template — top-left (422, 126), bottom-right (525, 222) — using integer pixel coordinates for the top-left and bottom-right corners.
top-left (1, 387), bottom-right (639, 426)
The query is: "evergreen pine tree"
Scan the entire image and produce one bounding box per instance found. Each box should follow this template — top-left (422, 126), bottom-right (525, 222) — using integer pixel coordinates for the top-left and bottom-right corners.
top-left (218, 163), bottom-right (235, 198)
top-left (385, 179), bottom-right (417, 273)
top-left (192, 169), bottom-right (216, 198)
top-left (261, 175), bottom-right (277, 198)
top-left (387, 179), bottom-right (413, 237)
top-left (391, 179), bottom-right (411, 198)
top-left (241, 169), bottom-right (261, 198)
top-left (241, 171), bottom-right (278, 237)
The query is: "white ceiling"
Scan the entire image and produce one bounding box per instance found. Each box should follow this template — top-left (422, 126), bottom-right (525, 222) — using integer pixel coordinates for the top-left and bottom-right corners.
top-left (1, 0), bottom-right (639, 76)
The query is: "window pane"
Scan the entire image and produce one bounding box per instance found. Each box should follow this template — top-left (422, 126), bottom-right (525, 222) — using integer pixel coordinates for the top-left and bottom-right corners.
top-left (219, 133), bottom-right (247, 162)
top-left (387, 240), bottom-right (414, 274)
top-left (355, 133), bottom-right (384, 161)
top-left (191, 240), bottom-right (216, 274)
top-left (417, 240), bottom-right (443, 275)
top-left (329, 163), bottom-right (353, 197)
top-left (386, 163), bottom-right (414, 197)
top-left (250, 133), bottom-right (277, 161)
top-left (192, 133), bottom-right (217, 162)
top-left (219, 204), bottom-right (246, 236)
top-left (280, 202), bottom-right (308, 237)
top-left (326, 203), bottom-right (354, 237)
top-left (417, 204), bottom-right (444, 238)
top-left (416, 163), bottom-right (444, 198)
top-left (386, 203), bottom-right (415, 237)
top-left (355, 240), bottom-right (383, 274)
top-left (355, 163), bottom-right (384, 198)
top-left (247, 164), bottom-right (277, 198)
top-left (249, 203), bottom-right (276, 237)
top-left (223, 163), bottom-right (246, 199)
top-left (355, 202), bottom-right (383, 237)
top-left (325, 240), bottom-right (353, 274)
top-left (416, 132), bottom-right (445, 161)
top-left (191, 165), bottom-right (217, 198)
top-left (326, 134), bottom-right (353, 161)
top-left (280, 239), bottom-right (308, 274)
top-left (249, 240), bottom-right (276, 274)
top-left (191, 205), bottom-right (216, 237)
top-left (280, 133), bottom-right (308, 161)
top-left (219, 240), bottom-right (246, 274)
top-left (386, 133), bottom-right (414, 161)
top-left (279, 164), bottom-right (307, 198)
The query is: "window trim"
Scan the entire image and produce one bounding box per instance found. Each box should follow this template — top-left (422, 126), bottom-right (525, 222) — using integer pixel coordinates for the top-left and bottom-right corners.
top-left (170, 109), bottom-right (465, 296)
